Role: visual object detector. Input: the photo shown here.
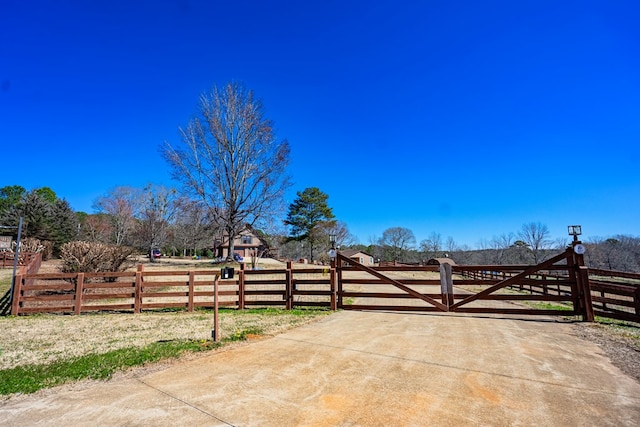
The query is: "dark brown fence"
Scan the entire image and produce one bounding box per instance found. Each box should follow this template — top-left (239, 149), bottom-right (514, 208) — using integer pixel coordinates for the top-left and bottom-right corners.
top-left (588, 269), bottom-right (640, 323)
top-left (10, 262), bottom-right (335, 315)
top-left (8, 249), bottom-right (640, 324)
top-left (424, 256), bottom-right (640, 323)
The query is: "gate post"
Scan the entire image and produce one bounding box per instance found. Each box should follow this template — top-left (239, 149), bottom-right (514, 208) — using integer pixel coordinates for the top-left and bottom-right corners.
top-left (570, 243), bottom-right (594, 322)
top-left (439, 263), bottom-right (453, 310)
top-left (330, 258), bottom-right (337, 310)
top-left (285, 261), bottom-right (293, 310)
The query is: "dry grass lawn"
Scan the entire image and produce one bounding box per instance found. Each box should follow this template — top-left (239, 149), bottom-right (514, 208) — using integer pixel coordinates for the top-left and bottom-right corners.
top-left (0, 257), bottom-right (330, 370)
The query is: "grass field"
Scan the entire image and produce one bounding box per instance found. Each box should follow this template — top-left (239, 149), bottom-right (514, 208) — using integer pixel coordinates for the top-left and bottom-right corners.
top-left (0, 257), bottom-right (333, 395)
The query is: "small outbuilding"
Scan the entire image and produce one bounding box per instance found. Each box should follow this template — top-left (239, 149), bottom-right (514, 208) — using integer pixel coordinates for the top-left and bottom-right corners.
top-left (426, 258), bottom-right (456, 266)
top-left (340, 250), bottom-right (377, 266)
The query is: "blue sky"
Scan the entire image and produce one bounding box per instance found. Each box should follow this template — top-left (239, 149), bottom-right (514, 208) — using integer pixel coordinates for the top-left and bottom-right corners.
top-left (1, 0), bottom-right (639, 247)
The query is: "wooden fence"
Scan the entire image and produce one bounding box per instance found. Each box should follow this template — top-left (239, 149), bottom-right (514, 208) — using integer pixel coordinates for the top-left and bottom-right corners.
top-left (10, 262), bottom-right (335, 316)
top-left (457, 265), bottom-right (640, 323)
top-left (7, 250), bottom-right (640, 324)
top-left (1, 251), bottom-right (42, 271)
top-left (1, 252), bottom-right (13, 268)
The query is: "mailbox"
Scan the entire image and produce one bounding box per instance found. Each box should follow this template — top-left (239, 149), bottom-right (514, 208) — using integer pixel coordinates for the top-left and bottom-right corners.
top-left (221, 267), bottom-right (235, 279)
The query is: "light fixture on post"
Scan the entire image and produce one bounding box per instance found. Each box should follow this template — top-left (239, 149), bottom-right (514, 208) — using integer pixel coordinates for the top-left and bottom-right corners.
top-left (568, 225), bottom-right (586, 255)
top-left (567, 225), bottom-right (582, 242)
top-left (328, 234), bottom-right (337, 261)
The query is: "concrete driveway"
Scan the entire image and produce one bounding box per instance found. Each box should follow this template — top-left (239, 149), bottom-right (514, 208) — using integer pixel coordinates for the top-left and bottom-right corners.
top-left (1, 310), bottom-right (639, 426)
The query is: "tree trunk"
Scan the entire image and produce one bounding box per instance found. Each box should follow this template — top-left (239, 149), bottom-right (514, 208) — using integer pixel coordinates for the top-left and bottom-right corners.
top-left (227, 227), bottom-right (235, 261)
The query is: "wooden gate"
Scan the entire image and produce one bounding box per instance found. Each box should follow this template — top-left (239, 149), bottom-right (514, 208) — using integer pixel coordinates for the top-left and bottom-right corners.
top-left (335, 252), bottom-right (448, 312)
top-left (336, 247), bottom-right (595, 320)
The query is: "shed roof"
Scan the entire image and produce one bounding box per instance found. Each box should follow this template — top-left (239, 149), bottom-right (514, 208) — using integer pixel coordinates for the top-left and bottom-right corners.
top-left (426, 258), bottom-right (456, 266)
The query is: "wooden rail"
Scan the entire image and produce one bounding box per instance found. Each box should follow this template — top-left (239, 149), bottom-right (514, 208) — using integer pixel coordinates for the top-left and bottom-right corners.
top-left (10, 262), bottom-right (333, 315)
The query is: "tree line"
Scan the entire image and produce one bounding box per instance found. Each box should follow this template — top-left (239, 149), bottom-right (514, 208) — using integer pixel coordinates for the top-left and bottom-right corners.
top-left (345, 223), bottom-right (640, 272)
top-left (1, 184), bottom-right (638, 272)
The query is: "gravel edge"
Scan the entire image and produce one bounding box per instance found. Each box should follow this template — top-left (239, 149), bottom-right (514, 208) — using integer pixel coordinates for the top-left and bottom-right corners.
top-left (571, 322), bottom-right (640, 384)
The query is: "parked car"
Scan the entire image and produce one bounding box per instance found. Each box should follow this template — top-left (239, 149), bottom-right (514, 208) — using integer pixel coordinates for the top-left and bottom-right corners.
top-left (233, 253), bottom-right (243, 262)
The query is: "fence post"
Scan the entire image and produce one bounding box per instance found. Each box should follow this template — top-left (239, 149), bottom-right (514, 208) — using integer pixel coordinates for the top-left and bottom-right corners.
top-left (439, 263), bottom-right (453, 309)
top-left (188, 271), bottom-right (195, 312)
top-left (337, 258), bottom-right (343, 309)
top-left (10, 274), bottom-right (23, 315)
top-left (212, 275), bottom-right (220, 342)
top-left (135, 265), bottom-right (143, 314)
top-left (74, 273), bottom-right (85, 315)
top-left (330, 258), bottom-right (337, 310)
top-left (285, 261), bottom-right (293, 310)
top-left (578, 266), bottom-right (594, 322)
top-left (238, 263), bottom-right (245, 310)
top-left (571, 244), bottom-right (594, 322)
top-left (566, 248), bottom-right (581, 315)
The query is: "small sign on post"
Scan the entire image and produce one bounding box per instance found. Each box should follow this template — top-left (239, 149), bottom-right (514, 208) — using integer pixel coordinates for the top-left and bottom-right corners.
top-left (0, 236), bottom-right (11, 250)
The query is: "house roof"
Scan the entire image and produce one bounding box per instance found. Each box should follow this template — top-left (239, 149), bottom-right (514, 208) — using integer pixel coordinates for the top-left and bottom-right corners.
top-left (341, 249), bottom-right (373, 258)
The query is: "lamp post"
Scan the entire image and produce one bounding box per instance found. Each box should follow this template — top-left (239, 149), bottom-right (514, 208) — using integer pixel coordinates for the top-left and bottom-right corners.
top-left (568, 225), bottom-right (582, 243)
top-left (568, 225), bottom-right (586, 255)
top-left (328, 234), bottom-right (337, 261)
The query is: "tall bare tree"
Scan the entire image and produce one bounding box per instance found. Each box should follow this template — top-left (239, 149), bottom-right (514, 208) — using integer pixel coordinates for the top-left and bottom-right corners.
top-left (163, 82), bottom-right (290, 260)
top-left (93, 186), bottom-right (140, 245)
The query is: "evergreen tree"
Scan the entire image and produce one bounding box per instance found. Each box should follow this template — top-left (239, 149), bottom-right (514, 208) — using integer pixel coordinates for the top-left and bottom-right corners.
top-left (0, 188), bottom-right (78, 254)
top-left (0, 185), bottom-right (26, 214)
top-left (284, 187), bottom-right (335, 261)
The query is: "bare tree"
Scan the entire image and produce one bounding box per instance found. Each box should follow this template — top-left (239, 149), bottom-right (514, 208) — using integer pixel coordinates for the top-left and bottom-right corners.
top-left (133, 185), bottom-right (180, 262)
top-left (80, 214), bottom-right (113, 243)
top-left (419, 232), bottom-right (442, 261)
top-left (490, 232), bottom-right (515, 264)
top-left (93, 186), bottom-right (140, 245)
top-left (586, 235), bottom-right (640, 272)
top-left (379, 227), bottom-right (416, 262)
top-left (518, 222), bottom-right (552, 264)
top-left (476, 238), bottom-right (494, 264)
top-left (445, 236), bottom-right (457, 256)
top-left (170, 199), bottom-right (216, 257)
top-left (327, 220), bottom-right (355, 249)
top-left (163, 82), bottom-right (290, 260)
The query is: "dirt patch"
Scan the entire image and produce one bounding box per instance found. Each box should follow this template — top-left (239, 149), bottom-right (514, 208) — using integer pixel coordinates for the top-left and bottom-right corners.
top-left (572, 321), bottom-right (640, 383)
